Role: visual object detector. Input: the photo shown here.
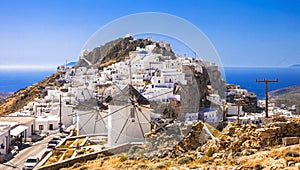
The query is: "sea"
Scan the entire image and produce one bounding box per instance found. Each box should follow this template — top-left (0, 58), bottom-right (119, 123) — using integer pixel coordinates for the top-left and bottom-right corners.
top-left (0, 69), bottom-right (55, 93)
top-left (0, 67), bottom-right (300, 99)
top-left (223, 67), bottom-right (300, 99)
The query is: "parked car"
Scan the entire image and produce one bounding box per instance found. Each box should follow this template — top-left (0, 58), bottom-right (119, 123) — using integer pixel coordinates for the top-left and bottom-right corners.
top-left (46, 143), bottom-right (56, 150)
top-left (23, 156), bottom-right (39, 170)
top-left (52, 136), bottom-right (61, 141)
top-left (60, 134), bottom-right (67, 139)
top-left (10, 146), bottom-right (19, 156)
top-left (48, 140), bottom-right (60, 145)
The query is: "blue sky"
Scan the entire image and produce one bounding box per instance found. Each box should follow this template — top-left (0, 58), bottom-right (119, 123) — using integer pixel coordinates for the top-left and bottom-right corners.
top-left (0, 0), bottom-right (299, 68)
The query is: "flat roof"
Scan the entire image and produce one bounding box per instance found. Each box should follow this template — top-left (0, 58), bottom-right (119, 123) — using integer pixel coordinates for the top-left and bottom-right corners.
top-left (11, 125), bottom-right (28, 136)
top-left (0, 116), bottom-right (35, 125)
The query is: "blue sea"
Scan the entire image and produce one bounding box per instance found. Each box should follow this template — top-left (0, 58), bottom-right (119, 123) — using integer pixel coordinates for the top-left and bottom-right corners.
top-left (223, 67), bottom-right (300, 99)
top-left (0, 69), bottom-right (55, 92)
top-left (0, 67), bottom-right (299, 99)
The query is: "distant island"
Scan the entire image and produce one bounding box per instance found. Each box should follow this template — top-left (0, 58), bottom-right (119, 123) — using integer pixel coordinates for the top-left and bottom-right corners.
top-left (289, 64), bottom-right (300, 68)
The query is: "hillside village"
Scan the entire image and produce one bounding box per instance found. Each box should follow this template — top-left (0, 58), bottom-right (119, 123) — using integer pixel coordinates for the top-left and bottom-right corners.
top-left (0, 37), bottom-right (300, 169)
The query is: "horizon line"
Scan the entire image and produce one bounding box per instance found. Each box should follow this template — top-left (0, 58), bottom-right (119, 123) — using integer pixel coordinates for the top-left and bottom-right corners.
top-left (0, 65), bottom-right (58, 70)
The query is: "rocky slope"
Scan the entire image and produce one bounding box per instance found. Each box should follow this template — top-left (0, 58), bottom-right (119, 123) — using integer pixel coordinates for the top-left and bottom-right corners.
top-left (61, 119), bottom-right (300, 170)
top-left (0, 72), bottom-right (61, 115)
top-left (270, 85), bottom-right (300, 114)
top-left (76, 37), bottom-right (174, 68)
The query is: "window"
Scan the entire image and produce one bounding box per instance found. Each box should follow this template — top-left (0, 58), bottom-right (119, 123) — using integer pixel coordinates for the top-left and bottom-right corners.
top-left (158, 80), bottom-right (161, 84)
top-left (31, 124), bottom-right (34, 135)
top-left (39, 125), bottom-right (44, 131)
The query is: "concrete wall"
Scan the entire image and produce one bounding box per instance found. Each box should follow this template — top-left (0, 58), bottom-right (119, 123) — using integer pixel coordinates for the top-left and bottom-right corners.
top-left (23, 120), bottom-right (35, 137)
top-left (36, 143), bottom-right (141, 170)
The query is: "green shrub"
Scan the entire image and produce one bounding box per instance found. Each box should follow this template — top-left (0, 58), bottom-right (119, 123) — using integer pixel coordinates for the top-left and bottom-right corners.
top-left (178, 156), bottom-right (194, 164)
top-left (119, 155), bottom-right (128, 162)
top-left (285, 151), bottom-right (300, 157)
top-left (205, 147), bottom-right (215, 157)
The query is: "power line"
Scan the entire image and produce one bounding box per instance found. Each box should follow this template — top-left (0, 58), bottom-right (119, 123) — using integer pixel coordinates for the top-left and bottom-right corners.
top-left (256, 78), bottom-right (278, 118)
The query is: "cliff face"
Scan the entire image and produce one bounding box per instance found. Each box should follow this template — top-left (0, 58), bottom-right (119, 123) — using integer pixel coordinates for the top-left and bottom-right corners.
top-left (0, 72), bottom-right (61, 115)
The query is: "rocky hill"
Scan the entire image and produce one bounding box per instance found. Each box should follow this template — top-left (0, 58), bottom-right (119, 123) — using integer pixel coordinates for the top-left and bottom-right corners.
top-left (76, 36), bottom-right (175, 68)
top-left (0, 72), bottom-right (61, 115)
top-left (270, 85), bottom-right (300, 114)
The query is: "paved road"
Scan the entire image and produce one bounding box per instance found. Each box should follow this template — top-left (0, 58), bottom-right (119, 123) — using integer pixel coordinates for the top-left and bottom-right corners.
top-left (0, 136), bottom-right (52, 170)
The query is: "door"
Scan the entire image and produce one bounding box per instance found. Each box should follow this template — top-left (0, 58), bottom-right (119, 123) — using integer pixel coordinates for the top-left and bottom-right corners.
top-left (49, 124), bottom-right (53, 130)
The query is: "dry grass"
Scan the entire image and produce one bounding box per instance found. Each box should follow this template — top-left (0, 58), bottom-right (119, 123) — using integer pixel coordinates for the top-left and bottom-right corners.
top-left (63, 149), bottom-right (75, 160)
top-left (44, 150), bottom-right (64, 166)
top-left (238, 144), bottom-right (300, 168)
top-left (74, 138), bottom-right (85, 147)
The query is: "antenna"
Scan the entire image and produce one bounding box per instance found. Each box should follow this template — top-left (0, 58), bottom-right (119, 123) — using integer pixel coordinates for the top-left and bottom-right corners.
top-left (256, 78), bottom-right (278, 118)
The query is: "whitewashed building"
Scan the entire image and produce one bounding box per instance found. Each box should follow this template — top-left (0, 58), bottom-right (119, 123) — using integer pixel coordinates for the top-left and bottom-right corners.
top-left (0, 124), bottom-right (11, 154)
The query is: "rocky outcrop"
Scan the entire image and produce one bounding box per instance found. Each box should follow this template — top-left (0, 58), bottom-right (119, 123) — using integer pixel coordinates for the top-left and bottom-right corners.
top-left (199, 119), bottom-right (300, 159)
top-left (140, 120), bottom-right (204, 159)
top-left (76, 37), bottom-right (174, 68)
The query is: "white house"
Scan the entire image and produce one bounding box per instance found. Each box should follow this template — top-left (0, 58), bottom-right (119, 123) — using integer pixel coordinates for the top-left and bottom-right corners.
top-left (35, 116), bottom-right (60, 134)
top-left (0, 124), bottom-right (11, 155)
top-left (0, 117), bottom-right (35, 140)
top-left (185, 112), bottom-right (198, 122)
top-left (204, 109), bottom-right (222, 122)
top-left (227, 104), bottom-right (244, 116)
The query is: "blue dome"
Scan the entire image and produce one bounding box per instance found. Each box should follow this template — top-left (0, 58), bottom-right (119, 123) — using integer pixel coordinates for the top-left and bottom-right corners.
top-left (138, 50), bottom-right (147, 54)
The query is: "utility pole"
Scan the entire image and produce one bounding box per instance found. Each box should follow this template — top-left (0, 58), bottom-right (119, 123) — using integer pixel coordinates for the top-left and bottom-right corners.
top-left (232, 99), bottom-right (247, 124)
top-left (221, 101), bottom-right (227, 122)
top-left (59, 94), bottom-right (63, 133)
top-left (256, 78), bottom-right (278, 118)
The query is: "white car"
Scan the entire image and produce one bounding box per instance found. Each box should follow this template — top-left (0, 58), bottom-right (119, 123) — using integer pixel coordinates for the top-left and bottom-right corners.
top-left (23, 156), bottom-right (39, 170)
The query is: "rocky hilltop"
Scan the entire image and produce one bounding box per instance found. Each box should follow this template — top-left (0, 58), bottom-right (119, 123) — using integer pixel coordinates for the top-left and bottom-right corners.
top-left (76, 37), bottom-right (175, 68)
